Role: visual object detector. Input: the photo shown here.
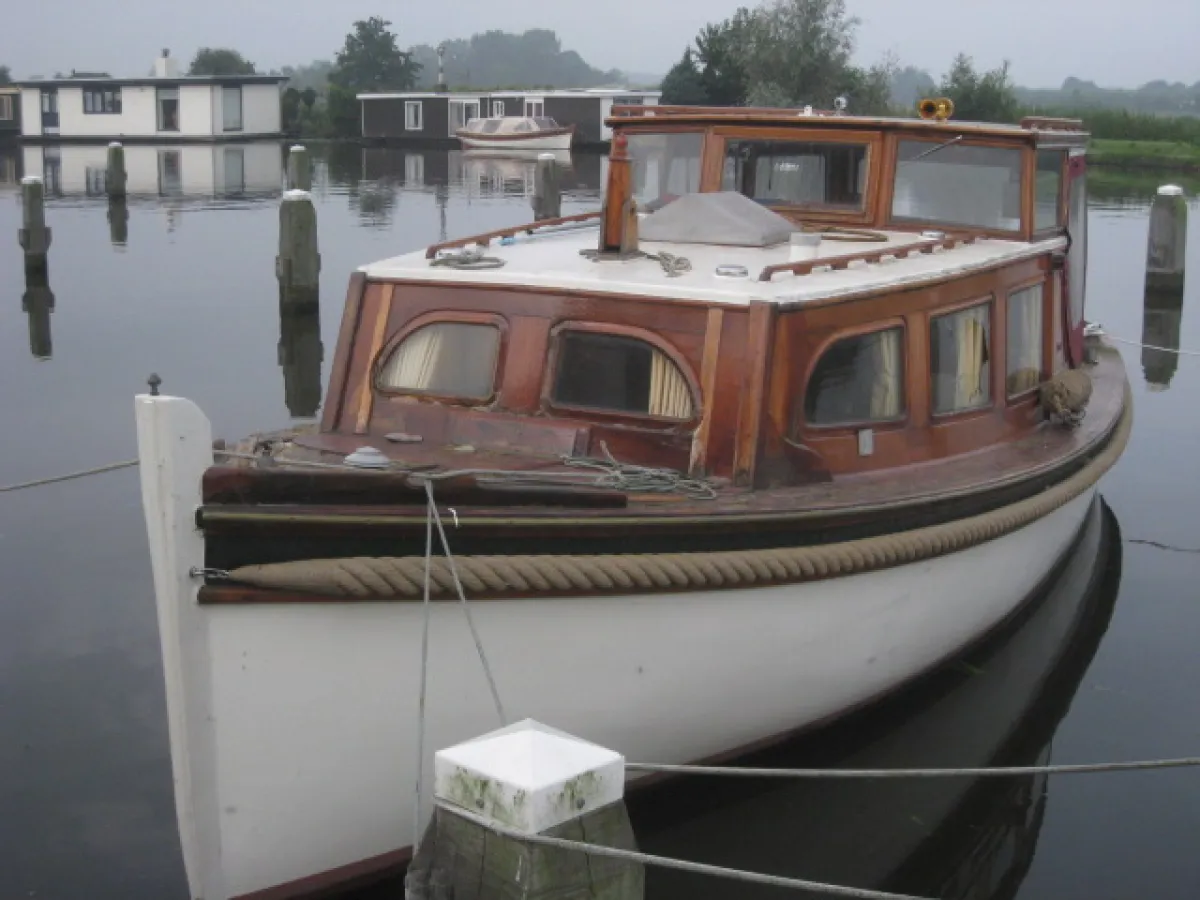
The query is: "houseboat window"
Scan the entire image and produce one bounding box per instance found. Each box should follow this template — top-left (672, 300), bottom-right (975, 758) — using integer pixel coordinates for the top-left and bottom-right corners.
top-left (1035, 150), bottom-right (1065, 231)
top-left (524, 99), bottom-right (544, 118)
top-left (0, 96), bottom-right (12, 121)
top-left (722, 141), bottom-right (868, 210)
top-left (1007, 285), bottom-right (1044, 396)
top-left (405, 101), bottom-right (423, 131)
top-left (377, 322), bottom-right (500, 399)
top-left (931, 303), bottom-right (992, 414)
top-left (83, 88), bottom-right (122, 114)
top-left (627, 132), bottom-right (703, 211)
top-left (892, 142), bottom-right (1021, 232)
top-left (156, 87), bottom-right (180, 132)
top-left (222, 86), bottom-right (243, 131)
top-left (804, 328), bottom-right (905, 426)
top-left (492, 100), bottom-right (506, 117)
top-left (553, 332), bottom-right (694, 419)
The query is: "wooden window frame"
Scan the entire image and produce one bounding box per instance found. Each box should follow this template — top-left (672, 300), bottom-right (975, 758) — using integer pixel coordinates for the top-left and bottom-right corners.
top-left (707, 126), bottom-right (884, 225)
top-left (884, 133), bottom-right (1027, 239)
top-left (542, 321), bottom-right (701, 429)
top-left (794, 318), bottom-right (909, 436)
top-left (1003, 275), bottom-right (1052, 403)
top-left (928, 295), bottom-right (997, 421)
top-left (372, 311), bottom-right (507, 406)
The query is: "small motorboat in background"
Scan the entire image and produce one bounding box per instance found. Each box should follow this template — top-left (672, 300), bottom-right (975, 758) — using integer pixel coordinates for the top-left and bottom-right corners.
top-left (455, 115), bottom-right (575, 150)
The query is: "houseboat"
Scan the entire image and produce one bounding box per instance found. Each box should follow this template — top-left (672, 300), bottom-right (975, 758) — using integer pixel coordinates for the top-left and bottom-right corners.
top-left (359, 87), bottom-right (660, 146)
top-left (16, 50), bottom-right (287, 142)
top-left (456, 115), bottom-right (576, 150)
top-left (134, 103), bottom-right (1130, 899)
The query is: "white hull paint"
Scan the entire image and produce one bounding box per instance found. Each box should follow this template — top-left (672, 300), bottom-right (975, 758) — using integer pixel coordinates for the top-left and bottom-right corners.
top-left (457, 132), bottom-right (574, 151)
top-left (136, 394), bottom-right (1099, 900)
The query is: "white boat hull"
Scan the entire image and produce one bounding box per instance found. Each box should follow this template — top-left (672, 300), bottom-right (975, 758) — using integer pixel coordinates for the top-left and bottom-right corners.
top-left (136, 394), bottom-right (1099, 900)
top-left (457, 132), bottom-right (575, 151)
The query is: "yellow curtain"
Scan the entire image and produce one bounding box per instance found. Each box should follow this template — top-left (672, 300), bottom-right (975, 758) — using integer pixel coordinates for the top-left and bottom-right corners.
top-left (953, 308), bottom-right (990, 409)
top-left (648, 350), bottom-right (694, 419)
top-left (869, 329), bottom-right (903, 419)
top-left (1007, 286), bottom-right (1043, 395)
top-left (378, 325), bottom-right (445, 391)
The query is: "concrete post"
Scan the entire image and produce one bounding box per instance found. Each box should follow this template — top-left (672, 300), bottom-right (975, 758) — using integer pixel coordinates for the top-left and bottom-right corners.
top-left (407, 720), bottom-right (643, 900)
top-left (18, 176), bottom-right (52, 270)
top-left (106, 142), bottom-right (128, 199)
top-left (1142, 185), bottom-right (1188, 390)
top-left (275, 189), bottom-right (320, 296)
top-left (287, 145), bottom-right (312, 192)
top-left (108, 196), bottom-right (129, 247)
top-left (533, 153), bottom-right (562, 221)
top-left (22, 264), bottom-right (55, 360)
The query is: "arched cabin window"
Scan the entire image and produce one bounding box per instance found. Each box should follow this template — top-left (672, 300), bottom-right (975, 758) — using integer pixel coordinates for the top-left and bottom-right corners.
top-left (931, 302), bottom-right (993, 414)
top-left (804, 327), bottom-right (905, 427)
top-left (551, 330), bottom-right (695, 420)
top-left (376, 321), bottom-right (500, 400)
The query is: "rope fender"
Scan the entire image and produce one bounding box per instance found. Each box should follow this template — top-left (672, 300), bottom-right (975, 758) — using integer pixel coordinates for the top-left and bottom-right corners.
top-left (225, 388), bottom-right (1132, 600)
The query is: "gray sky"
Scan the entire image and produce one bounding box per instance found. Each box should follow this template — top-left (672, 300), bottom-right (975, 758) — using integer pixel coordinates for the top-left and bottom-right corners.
top-left (7, 0), bottom-right (1199, 88)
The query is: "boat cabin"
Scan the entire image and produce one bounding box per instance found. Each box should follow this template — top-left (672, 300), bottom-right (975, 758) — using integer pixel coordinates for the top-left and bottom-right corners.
top-left (314, 107), bottom-right (1095, 491)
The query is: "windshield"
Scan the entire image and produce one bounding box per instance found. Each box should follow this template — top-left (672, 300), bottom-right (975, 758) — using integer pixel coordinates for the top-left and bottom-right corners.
top-left (626, 131), bottom-right (704, 211)
top-left (891, 140), bottom-right (1023, 232)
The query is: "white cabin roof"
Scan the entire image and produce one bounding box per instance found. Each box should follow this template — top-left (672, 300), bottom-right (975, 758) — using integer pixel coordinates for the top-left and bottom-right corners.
top-left (361, 224), bottom-right (1065, 308)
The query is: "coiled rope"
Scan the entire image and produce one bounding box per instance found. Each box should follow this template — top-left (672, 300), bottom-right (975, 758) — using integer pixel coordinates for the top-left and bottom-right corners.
top-left (438, 803), bottom-right (933, 900)
top-left (218, 388), bottom-right (1132, 600)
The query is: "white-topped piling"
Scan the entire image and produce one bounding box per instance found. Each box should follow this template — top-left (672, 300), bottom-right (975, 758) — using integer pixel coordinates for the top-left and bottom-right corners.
top-left (19, 175), bottom-right (51, 263)
top-left (106, 142), bottom-right (128, 199)
top-left (407, 720), bottom-right (643, 900)
top-left (533, 153), bottom-right (562, 221)
top-left (287, 145), bottom-right (312, 192)
top-left (276, 189), bottom-right (320, 297)
top-left (1146, 184), bottom-right (1187, 293)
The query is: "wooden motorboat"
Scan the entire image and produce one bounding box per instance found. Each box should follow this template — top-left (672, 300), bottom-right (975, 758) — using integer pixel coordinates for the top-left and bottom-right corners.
top-left (455, 115), bottom-right (575, 150)
top-left (135, 105), bottom-right (1130, 900)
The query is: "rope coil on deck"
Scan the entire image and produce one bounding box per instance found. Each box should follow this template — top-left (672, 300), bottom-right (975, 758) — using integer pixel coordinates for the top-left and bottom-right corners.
top-left (220, 387), bottom-right (1132, 599)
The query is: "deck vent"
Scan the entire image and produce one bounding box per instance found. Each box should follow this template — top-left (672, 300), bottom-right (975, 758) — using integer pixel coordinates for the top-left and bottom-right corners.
top-left (640, 191), bottom-right (797, 248)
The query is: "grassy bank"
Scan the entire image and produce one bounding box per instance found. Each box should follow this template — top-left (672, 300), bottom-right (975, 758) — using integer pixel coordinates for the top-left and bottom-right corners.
top-left (1088, 138), bottom-right (1200, 173)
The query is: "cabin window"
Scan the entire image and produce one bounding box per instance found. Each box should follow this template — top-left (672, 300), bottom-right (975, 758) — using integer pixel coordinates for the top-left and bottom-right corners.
top-left (892, 141), bottom-right (1022, 232)
top-left (931, 303), bottom-right (992, 414)
top-left (722, 141), bottom-right (869, 210)
top-left (1007, 285), bottom-right (1044, 396)
top-left (627, 131), bottom-right (703, 211)
top-left (377, 322), bottom-right (500, 399)
top-left (1035, 150), bottom-right (1065, 231)
top-left (804, 328), bottom-right (905, 426)
top-left (405, 101), bottom-right (423, 131)
top-left (222, 86), bottom-right (243, 131)
top-left (83, 88), bottom-right (122, 114)
top-left (552, 331), bottom-right (694, 419)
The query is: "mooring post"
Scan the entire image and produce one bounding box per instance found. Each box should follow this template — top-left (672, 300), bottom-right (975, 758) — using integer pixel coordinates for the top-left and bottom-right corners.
top-left (22, 264), bottom-right (55, 360)
top-left (407, 720), bottom-right (644, 900)
top-left (287, 145), bottom-right (312, 192)
top-left (533, 153), bottom-right (562, 221)
top-left (1142, 185), bottom-right (1188, 390)
top-left (108, 196), bottom-right (129, 247)
top-left (18, 176), bottom-right (52, 272)
top-left (106, 142), bottom-right (128, 199)
top-left (278, 303), bottom-right (323, 418)
top-left (276, 189), bottom-right (320, 299)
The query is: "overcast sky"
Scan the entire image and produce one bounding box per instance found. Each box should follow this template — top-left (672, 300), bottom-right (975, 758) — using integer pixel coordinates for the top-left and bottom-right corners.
top-left (6, 0), bottom-right (1198, 88)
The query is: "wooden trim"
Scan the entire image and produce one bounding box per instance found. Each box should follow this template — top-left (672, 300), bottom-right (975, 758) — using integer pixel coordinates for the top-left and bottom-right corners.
top-left (320, 272), bottom-right (367, 433)
top-left (1021, 144), bottom-right (1036, 240)
top-left (354, 282), bottom-right (394, 434)
top-left (689, 308), bottom-right (724, 474)
top-left (540, 321), bottom-right (702, 429)
top-left (733, 300), bottom-right (775, 486)
top-left (424, 211), bottom-right (601, 259)
top-left (759, 234), bottom-right (979, 282)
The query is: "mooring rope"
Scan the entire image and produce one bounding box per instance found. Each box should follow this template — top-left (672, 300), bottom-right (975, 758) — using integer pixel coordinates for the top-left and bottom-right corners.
top-left (624, 757), bottom-right (1200, 779)
top-left (412, 486), bottom-right (436, 854)
top-left (437, 803), bottom-right (933, 900)
top-left (1103, 334), bottom-right (1200, 357)
top-left (0, 458), bottom-right (139, 493)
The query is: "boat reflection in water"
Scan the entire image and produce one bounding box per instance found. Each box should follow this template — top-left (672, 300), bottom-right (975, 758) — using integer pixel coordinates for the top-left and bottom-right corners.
top-left (631, 496), bottom-right (1122, 900)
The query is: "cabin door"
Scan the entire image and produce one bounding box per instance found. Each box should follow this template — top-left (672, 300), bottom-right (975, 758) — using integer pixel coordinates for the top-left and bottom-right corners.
top-left (40, 89), bottom-right (59, 134)
top-left (1063, 152), bottom-right (1087, 365)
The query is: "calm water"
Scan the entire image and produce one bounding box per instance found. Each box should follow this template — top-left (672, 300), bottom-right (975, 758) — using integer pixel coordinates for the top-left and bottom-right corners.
top-left (0, 142), bottom-right (1197, 899)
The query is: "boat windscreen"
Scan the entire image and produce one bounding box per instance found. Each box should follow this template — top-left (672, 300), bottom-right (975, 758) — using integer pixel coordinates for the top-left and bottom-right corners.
top-left (626, 131), bottom-right (704, 212)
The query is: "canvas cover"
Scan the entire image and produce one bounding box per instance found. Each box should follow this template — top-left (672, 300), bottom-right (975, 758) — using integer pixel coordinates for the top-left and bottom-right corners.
top-left (639, 191), bottom-right (797, 247)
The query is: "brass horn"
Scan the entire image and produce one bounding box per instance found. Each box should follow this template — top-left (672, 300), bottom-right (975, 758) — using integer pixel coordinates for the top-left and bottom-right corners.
top-left (918, 97), bottom-right (955, 122)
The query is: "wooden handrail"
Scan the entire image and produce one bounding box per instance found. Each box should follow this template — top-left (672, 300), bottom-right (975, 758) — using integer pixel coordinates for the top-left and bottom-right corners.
top-left (425, 211), bottom-right (602, 259)
top-left (611, 104), bottom-right (837, 119)
top-left (1019, 116), bottom-right (1086, 132)
top-left (758, 234), bottom-right (980, 282)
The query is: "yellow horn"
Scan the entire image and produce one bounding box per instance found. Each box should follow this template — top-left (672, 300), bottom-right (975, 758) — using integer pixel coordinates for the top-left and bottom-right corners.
top-left (918, 97), bottom-right (955, 122)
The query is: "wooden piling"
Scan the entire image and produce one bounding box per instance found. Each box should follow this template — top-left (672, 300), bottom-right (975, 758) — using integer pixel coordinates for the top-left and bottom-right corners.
top-left (19, 176), bottom-right (52, 267)
top-left (276, 189), bottom-right (320, 295)
top-left (108, 196), bottom-right (129, 246)
top-left (1146, 184), bottom-right (1187, 293)
top-left (106, 142), bottom-right (128, 199)
top-left (533, 153), bottom-right (562, 221)
top-left (287, 145), bottom-right (312, 192)
top-left (23, 264), bottom-right (54, 360)
top-left (278, 300), bottom-right (323, 418)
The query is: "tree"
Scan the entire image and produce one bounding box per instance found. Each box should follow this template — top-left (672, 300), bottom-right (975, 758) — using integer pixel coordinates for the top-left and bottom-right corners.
top-left (188, 48), bottom-right (256, 76)
top-left (330, 17), bottom-right (420, 93)
top-left (660, 50), bottom-right (708, 105)
top-left (0, 65), bottom-right (11, 85)
top-left (694, 15), bottom-right (753, 106)
top-left (938, 54), bottom-right (1019, 123)
top-left (301, 88), bottom-right (317, 111)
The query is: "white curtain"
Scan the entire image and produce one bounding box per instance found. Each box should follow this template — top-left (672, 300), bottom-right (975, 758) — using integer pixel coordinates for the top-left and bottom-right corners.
top-left (379, 326), bottom-right (445, 391)
top-left (953, 307), bottom-right (991, 410)
top-left (648, 350), bottom-right (694, 419)
top-left (869, 329), bottom-right (903, 419)
top-left (1007, 286), bottom-right (1043, 395)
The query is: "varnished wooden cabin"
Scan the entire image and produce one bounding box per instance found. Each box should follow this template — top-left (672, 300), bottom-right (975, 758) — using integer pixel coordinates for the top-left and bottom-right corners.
top-left (205, 106), bottom-right (1124, 572)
